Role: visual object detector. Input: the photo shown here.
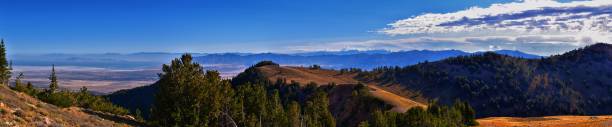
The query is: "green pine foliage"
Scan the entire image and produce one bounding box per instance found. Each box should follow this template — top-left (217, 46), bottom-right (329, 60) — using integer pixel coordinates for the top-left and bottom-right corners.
top-left (48, 65), bottom-right (59, 93)
top-left (365, 100), bottom-right (478, 127)
top-left (286, 101), bottom-right (301, 127)
top-left (302, 90), bottom-right (336, 127)
top-left (150, 57), bottom-right (338, 127)
top-left (151, 54), bottom-right (235, 126)
top-left (76, 87), bottom-right (129, 115)
top-left (0, 39), bottom-right (10, 85)
top-left (13, 73), bottom-right (27, 92)
top-left (149, 58), bottom-right (479, 127)
top-left (41, 90), bottom-right (76, 108)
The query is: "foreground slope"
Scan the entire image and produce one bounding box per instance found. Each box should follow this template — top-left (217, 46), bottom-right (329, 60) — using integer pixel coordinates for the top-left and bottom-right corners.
top-left (0, 86), bottom-right (134, 126)
top-left (358, 43), bottom-right (612, 117)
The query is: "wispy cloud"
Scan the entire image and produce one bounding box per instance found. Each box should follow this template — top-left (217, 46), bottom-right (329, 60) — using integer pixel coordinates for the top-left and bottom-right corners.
top-left (292, 0), bottom-right (612, 56)
top-left (382, 0), bottom-right (611, 37)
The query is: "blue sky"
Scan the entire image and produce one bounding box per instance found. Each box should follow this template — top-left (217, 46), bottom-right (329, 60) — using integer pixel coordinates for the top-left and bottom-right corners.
top-left (1, 0), bottom-right (609, 55)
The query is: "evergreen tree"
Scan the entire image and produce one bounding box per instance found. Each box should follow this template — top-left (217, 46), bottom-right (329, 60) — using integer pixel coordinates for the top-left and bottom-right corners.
top-left (48, 65), bottom-right (58, 92)
top-left (151, 54), bottom-right (234, 126)
top-left (14, 72), bottom-right (26, 92)
top-left (303, 90), bottom-right (336, 127)
top-left (25, 82), bottom-right (36, 95)
top-left (267, 90), bottom-right (287, 127)
top-left (370, 110), bottom-right (389, 127)
top-left (286, 101), bottom-right (301, 127)
top-left (0, 39), bottom-right (10, 85)
top-left (457, 101), bottom-right (478, 126)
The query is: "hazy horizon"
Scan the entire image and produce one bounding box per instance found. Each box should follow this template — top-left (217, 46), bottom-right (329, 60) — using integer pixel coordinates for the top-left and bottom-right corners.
top-left (2, 0), bottom-right (609, 56)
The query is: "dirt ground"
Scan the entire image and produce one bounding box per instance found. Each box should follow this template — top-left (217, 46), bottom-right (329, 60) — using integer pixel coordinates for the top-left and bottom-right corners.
top-left (477, 115), bottom-right (612, 127)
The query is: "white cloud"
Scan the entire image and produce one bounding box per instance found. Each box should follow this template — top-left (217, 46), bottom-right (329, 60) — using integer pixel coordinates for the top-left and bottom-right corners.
top-left (381, 0), bottom-right (611, 36)
top-left (293, 0), bottom-right (612, 56)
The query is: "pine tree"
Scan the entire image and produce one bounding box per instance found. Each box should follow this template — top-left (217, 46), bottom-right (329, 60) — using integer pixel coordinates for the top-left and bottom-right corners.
top-left (287, 101), bottom-right (301, 127)
top-left (303, 90), bottom-right (336, 127)
top-left (0, 39), bottom-right (11, 85)
top-left (151, 54), bottom-right (234, 126)
top-left (462, 102), bottom-right (478, 126)
top-left (25, 82), bottom-right (36, 95)
top-left (14, 72), bottom-right (26, 92)
top-left (267, 90), bottom-right (287, 126)
top-left (370, 110), bottom-right (389, 127)
top-left (48, 65), bottom-right (58, 92)
top-left (79, 86), bottom-right (88, 95)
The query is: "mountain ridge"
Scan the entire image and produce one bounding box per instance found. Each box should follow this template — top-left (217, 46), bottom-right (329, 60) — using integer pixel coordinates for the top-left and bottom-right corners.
top-left (357, 43), bottom-right (612, 117)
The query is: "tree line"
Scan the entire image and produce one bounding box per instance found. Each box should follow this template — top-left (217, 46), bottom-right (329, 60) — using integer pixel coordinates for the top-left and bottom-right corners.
top-left (150, 54), bottom-right (478, 127)
top-left (0, 39), bottom-right (129, 116)
top-left (150, 54), bottom-right (336, 127)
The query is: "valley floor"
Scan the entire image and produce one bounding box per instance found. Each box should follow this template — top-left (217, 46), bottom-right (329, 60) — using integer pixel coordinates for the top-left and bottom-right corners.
top-left (477, 115), bottom-right (612, 127)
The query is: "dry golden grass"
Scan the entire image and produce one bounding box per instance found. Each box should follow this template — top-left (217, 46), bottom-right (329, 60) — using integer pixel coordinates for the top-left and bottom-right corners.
top-left (258, 65), bottom-right (359, 85)
top-left (257, 65), bottom-right (426, 113)
top-left (477, 115), bottom-right (612, 127)
top-left (367, 85), bottom-right (426, 112)
top-left (0, 85), bottom-right (132, 126)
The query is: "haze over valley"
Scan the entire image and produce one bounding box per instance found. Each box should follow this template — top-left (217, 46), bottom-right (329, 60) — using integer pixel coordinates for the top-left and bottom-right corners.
top-left (9, 50), bottom-right (540, 93)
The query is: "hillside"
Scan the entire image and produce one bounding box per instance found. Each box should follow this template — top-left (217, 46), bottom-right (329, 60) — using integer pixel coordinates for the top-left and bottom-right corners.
top-left (106, 43), bottom-right (611, 126)
top-left (254, 64), bottom-right (426, 112)
top-left (477, 115), bottom-right (612, 127)
top-left (109, 63), bottom-right (426, 127)
top-left (107, 82), bottom-right (158, 119)
top-left (357, 43), bottom-right (612, 117)
top-left (247, 64), bottom-right (428, 126)
top-left (0, 85), bottom-right (137, 126)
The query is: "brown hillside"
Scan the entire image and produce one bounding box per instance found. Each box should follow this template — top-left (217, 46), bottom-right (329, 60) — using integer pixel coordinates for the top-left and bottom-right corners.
top-left (257, 65), bottom-right (358, 85)
top-left (0, 85), bottom-right (136, 126)
top-left (477, 115), bottom-right (612, 127)
top-left (256, 65), bottom-right (426, 113)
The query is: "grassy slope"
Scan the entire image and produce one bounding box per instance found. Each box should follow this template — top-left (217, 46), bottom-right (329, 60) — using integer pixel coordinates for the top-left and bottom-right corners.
top-left (256, 65), bottom-right (426, 113)
top-left (0, 85), bottom-right (135, 126)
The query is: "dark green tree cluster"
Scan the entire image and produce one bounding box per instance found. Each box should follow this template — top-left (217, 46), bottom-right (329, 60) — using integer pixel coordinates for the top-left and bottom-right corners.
top-left (229, 81), bottom-right (336, 127)
top-left (364, 100), bottom-right (478, 127)
top-left (151, 56), bottom-right (337, 127)
top-left (13, 73), bottom-right (27, 92)
top-left (151, 54), bottom-right (234, 126)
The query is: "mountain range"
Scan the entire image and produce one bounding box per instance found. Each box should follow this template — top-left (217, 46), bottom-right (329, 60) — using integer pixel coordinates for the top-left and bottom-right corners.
top-left (107, 43), bottom-right (611, 124)
top-left (11, 50), bottom-right (540, 70)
